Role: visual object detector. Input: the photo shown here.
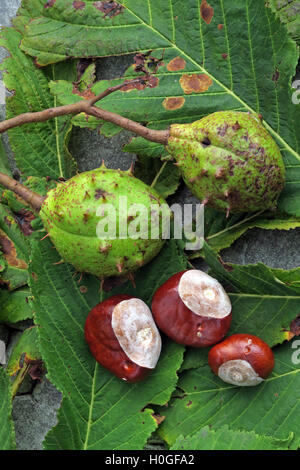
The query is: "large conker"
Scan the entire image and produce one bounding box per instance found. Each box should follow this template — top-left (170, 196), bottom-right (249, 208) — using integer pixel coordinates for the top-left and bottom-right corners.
top-left (151, 270), bottom-right (232, 347)
top-left (84, 294), bottom-right (162, 382)
top-left (208, 333), bottom-right (275, 386)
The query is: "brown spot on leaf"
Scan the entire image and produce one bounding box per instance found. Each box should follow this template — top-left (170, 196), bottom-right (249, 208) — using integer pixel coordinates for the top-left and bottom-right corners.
top-left (222, 53), bottom-right (228, 59)
top-left (179, 73), bottom-right (213, 94)
top-left (44, 0), bottom-right (56, 7)
top-left (167, 57), bottom-right (186, 72)
top-left (218, 24), bottom-right (224, 30)
top-left (200, 0), bottom-right (214, 25)
top-left (4, 216), bottom-right (12, 228)
top-left (15, 209), bottom-right (35, 236)
top-left (219, 257), bottom-right (234, 272)
top-left (79, 285), bottom-right (88, 293)
top-left (72, 85), bottom-right (96, 100)
top-left (148, 76), bottom-right (159, 88)
top-left (93, 1), bottom-right (124, 18)
top-left (121, 76), bottom-right (159, 92)
top-left (73, 1), bottom-right (85, 9)
top-left (286, 314), bottom-right (300, 340)
top-left (163, 96), bottom-right (185, 110)
top-left (31, 272), bottom-right (38, 281)
top-left (133, 51), bottom-right (165, 75)
top-left (272, 68), bottom-right (280, 82)
top-left (152, 414), bottom-right (165, 425)
top-left (0, 229), bottom-right (28, 269)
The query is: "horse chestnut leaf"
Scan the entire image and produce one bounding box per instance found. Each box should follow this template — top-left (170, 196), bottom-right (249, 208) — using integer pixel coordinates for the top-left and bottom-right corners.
top-left (85, 294), bottom-right (162, 382)
top-left (151, 270), bottom-right (232, 347)
top-left (208, 333), bottom-right (275, 386)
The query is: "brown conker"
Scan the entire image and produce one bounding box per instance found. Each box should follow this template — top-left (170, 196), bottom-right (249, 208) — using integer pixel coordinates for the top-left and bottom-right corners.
top-left (208, 333), bottom-right (275, 386)
top-left (84, 294), bottom-right (162, 382)
top-left (151, 270), bottom-right (232, 347)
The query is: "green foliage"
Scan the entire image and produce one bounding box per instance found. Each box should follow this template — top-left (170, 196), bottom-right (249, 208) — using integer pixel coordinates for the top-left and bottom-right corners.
top-left (158, 341), bottom-right (300, 449)
top-left (0, 28), bottom-right (76, 179)
top-left (6, 326), bottom-right (41, 376)
top-left (197, 208), bottom-right (300, 257)
top-left (0, 288), bottom-right (33, 323)
top-left (0, 367), bottom-right (16, 450)
top-left (0, 138), bottom-right (12, 179)
top-left (268, 0), bottom-right (300, 45)
top-left (0, 203), bottom-right (29, 290)
top-left (171, 425), bottom-right (294, 450)
top-left (203, 243), bottom-right (300, 345)
top-left (134, 157), bottom-right (181, 199)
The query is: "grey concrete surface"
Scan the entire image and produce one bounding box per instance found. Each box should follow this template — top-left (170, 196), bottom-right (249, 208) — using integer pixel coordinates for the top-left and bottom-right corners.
top-left (0, 0), bottom-right (300, 451)
top-left (12, 378), bottom-right (63, 450)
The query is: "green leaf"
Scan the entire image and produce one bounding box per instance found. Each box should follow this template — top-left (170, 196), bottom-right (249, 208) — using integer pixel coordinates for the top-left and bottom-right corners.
top-left (123, 137), bottom-right (166, 159)
top-left (18, 0), bottom-right (300, 215)
top-left (189, 208), bottom-right (300, 258)
top-left (0, 367), bottom-right (16, 450)
top-left (203, 243), bottom-right (300, 346)
top-left (29, 238), bottom-right (186, 450)
top-left (268, 0), bottom-right (300, 45)
top-left (6, 326), bottom-right (41, 376)
top-left (134, 157), bottom-right (181, 199)
top-left (159, 341), bottom-right (300, 449)
top-left (0, 204), bottom-right (29, 290)
top-left (0, 137), bottom-right (12, 179)
top-left (0, 287), bottom-right (33, 323)
top-left (171, 425), bottom-right (294, 450)
top-left (0, 27), bottom-right (76, 179)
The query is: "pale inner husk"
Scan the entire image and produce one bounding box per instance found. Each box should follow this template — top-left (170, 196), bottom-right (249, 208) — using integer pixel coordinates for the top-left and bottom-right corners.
top-left (218, 359), bottom-right (264, 386)
top-left (178, 270), bottom-right (231, 318)
top-left (112, 298), bottom-right (162, 369)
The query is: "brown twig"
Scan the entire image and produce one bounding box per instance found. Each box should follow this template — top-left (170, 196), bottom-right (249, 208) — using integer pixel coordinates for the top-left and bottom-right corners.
top-left (0, 78), bottom-right (169, 145)
top-left (0, 172), bottom-right (44, 212)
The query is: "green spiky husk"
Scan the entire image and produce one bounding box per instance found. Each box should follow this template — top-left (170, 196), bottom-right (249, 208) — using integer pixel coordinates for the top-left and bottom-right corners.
top-left (40, 166), bottom-right (169, 278)
top-left (167, 111), bottom-right (285, 213)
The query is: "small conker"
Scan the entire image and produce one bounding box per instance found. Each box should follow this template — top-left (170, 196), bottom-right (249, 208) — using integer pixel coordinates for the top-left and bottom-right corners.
top-left (208, 333), bottom-right (275, 386)
top-left (151, 270), bottom-right (232, 347)
top-left (84, 294), bottom-right (162, 382)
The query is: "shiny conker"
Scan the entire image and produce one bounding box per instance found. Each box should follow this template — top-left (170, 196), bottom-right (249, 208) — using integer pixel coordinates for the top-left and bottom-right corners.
top-left (151, 270), bottom-right (232, 347)
top-left (208, 333), bottom-right (275, 386)
top-left (84, 294), bottom-right (162, 382)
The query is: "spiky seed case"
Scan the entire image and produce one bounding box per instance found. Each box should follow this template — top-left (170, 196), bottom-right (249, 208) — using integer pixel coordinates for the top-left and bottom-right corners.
top-left (40, 166), bottom-right (169, 278)
top-left (167, 111), bottom-right (285, 213)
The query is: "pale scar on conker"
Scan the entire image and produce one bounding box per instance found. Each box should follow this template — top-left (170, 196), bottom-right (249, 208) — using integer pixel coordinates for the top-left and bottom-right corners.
top-left (151, 270), bottom-right (232, 347)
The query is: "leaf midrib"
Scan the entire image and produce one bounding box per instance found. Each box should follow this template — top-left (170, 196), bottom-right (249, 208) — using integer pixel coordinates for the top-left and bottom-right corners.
top-left (122, 0), bottom-right (300, 162)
